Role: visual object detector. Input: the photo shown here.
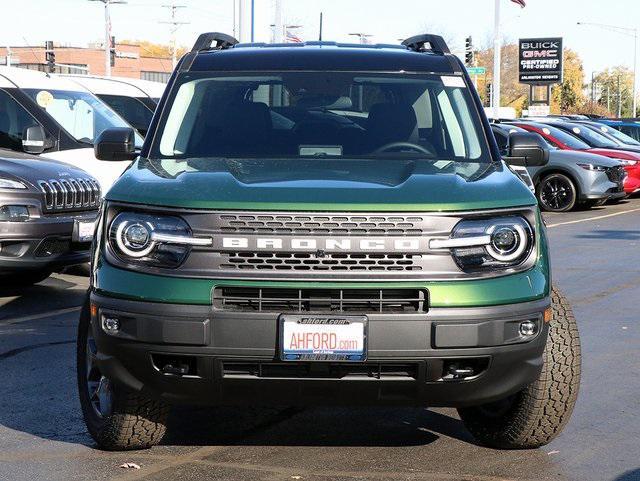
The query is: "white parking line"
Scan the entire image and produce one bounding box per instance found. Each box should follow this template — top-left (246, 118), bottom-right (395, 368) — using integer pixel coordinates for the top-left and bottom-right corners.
top-left (0, 306), bottom-right (81, 325)
top-left (547, 207), bottom-right (640, 228)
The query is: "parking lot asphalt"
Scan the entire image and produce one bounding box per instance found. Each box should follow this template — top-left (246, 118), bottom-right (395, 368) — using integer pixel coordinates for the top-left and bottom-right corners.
top-left (1, 200), bottom-right (639, 481)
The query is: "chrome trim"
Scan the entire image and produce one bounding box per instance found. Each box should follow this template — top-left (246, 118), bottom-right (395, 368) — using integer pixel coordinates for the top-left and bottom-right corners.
top-left (429, 235), bottom-right (491, 249)
top-left (37, 178), bottom-right (101, 212)
top-left (150, 231), bottom-right (213, 246)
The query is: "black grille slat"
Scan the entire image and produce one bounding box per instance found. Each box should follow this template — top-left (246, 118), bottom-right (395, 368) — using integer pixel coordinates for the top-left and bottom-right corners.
top-left (222, 362), bottom-right (420, 380)
top-left (213, 287), bottom-right (428, 313)
top-left (219, 252), bottom-right (423, 272)
top-left (217, 214), bottom-right (426, 236)
top-left (37, 178), bottom-right (100, 213)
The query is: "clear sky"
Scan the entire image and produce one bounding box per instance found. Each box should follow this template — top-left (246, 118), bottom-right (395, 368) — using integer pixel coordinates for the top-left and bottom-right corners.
top-left (1, 0), bottom-right (638, 77)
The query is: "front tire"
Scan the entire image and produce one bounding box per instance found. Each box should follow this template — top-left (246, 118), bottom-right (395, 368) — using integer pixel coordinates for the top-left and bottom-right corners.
top-left (537, 173), bottom-right (578, 212)
top-left (77, 299), bottom-right (170, 450)
top-left (458, 287), bottom-right (581, 449)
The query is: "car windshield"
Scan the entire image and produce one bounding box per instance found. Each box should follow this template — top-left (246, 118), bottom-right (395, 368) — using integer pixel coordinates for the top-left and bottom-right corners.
top-left (560, 123), bottom-right (618, 148)
top-left (533, 124), bottom-right (591, 150)
top-left (155, 72), bottom-right (490, 162)
top-left (24, 89), bottom-right (143, 148)
top-left (593, 124), bottom-right (640, 146)
top-left (98, 94), bottom-right (154, 136)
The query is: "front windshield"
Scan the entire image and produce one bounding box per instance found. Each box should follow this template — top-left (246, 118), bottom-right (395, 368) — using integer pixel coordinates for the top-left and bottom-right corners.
top-left (532, 124), bottom-right (591, 150)
top-left (155, 72), bottom-right (489, 162)
top-left (560, 123), bottom-right (618, 148)
top-left (594, 124), bottom-right (640, 146)
top-left (24, 89), bottom-right (143, 148)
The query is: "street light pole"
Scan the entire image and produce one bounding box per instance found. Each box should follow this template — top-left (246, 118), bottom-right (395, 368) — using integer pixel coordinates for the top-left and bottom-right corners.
top-left (492, 0), bottom-right (501, 119)
top-left (578, 21), bottom-right (638, 117)
top-left (89, 0), bottom-right (127, 77)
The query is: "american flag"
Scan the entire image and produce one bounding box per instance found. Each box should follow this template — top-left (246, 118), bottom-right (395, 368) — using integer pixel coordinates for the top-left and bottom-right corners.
top-left (511, 0), bottom-right (526, 7)
top-left (286, 30), bottom-right (303, 43)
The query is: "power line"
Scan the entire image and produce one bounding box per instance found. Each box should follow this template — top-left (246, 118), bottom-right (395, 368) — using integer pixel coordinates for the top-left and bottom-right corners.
top-left (160, 3), bottom-right (189, 68)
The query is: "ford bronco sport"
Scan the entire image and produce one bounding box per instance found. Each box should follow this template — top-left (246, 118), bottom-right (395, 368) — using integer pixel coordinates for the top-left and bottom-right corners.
top-left (77, 33), bottom-right (581, 451)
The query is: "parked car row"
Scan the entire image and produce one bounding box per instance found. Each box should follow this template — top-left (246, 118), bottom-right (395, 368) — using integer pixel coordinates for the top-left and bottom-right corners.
top-left (492, 117), bottom-right (640, 212)
top-left (0, 66), bottom-right (165, 285)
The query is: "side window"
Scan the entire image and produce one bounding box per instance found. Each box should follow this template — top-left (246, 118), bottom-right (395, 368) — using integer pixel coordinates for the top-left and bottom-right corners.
top-left (493, 130), bottom-right (509, 153)
top-left (0, 89), bottom-right (42, 151)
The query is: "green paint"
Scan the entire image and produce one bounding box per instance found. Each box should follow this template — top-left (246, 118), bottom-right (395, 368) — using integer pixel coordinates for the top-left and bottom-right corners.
top-left (107, 158), bottom-right (536, 212)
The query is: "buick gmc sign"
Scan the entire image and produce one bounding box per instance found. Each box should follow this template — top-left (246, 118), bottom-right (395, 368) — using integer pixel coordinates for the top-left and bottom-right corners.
top-left (519, 37), bottom-right (563, 84)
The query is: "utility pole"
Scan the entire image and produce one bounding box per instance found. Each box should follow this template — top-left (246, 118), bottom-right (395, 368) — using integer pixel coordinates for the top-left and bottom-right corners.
top-left (492, 0), bottom-right (502, 120)
top-left (618, 75), bottom-right (622, 118)
top-left (161, 4), bottom-right (189, 68)
top-left (89, 0), bottom-right (127, 77)
top-left (5, 45), bottom-right (11, 66)
top-left (273, 0), bottom-right (284, 43)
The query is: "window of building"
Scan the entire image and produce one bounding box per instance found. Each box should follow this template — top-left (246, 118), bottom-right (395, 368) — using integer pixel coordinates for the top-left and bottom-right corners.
top-left (141, 71), bottom-right (170, 83)
top-left (17, 63), bottom-right (88, 75)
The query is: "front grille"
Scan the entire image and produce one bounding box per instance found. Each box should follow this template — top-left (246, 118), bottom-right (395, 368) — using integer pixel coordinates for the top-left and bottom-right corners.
top-left (213, 287), bottom-right (428, 313)
top-left (217, 213), bottom-right (426, 236)
top-left (38, 178), bottom-right (100, 212)
top-left (34, 237), bottom-right (71, 257)
top-left (606, 166), bottom-right (626, 184)
top-left (220, 252), bottom-right (423, 272)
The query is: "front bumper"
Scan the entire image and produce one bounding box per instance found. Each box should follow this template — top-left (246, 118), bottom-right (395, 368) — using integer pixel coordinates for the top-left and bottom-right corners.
top-left (0, 211), bottom-right (96, 272)
top-left (90, 291), bottom-right (550, 408)
top-left (577, 169), bottom-right (626, 201)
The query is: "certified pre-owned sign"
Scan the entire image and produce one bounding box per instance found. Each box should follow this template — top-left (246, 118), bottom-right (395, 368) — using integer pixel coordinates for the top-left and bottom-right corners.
top-left (519, 37), bottom-right (563, 84)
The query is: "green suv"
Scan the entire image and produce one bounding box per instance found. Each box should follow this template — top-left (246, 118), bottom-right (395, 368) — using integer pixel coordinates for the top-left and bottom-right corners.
top-left (77, 33), bottom-right (581, 451)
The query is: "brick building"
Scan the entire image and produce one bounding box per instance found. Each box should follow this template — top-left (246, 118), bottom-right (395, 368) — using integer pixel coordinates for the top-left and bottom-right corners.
top-left (0, 43), bottom-right (173, 82)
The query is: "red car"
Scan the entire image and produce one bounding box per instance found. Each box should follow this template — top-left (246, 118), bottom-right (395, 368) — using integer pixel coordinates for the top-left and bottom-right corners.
top-left (512, 121), bottom-right (640, 194)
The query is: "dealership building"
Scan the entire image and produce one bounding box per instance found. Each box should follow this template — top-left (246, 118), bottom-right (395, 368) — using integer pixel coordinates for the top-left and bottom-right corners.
top-left (0, 42), bottom-right (173, 82)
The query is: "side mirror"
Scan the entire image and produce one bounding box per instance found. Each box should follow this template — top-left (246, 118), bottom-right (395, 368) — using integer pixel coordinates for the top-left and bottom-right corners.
top-left (505, 132), bottom-right (549, 167)
top-left (94, 127), bottom-right (137, 161)
top-left (22, 125), bottom-right (50, 155)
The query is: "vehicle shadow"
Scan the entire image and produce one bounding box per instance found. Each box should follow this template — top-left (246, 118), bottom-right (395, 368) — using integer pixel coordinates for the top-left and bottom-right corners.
top-left (575, 230), bottom-right (640, 240)
top-left (164, 405), bottom-right (473, 447)
top-left (613, 469), bottom-right (640, 481)
top-left (0, 276), bottom-right (86, 321)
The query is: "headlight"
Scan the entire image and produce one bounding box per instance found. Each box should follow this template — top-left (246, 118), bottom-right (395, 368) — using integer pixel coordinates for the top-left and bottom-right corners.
top-left (430, 216), bottom-right (534, 271)
top-left (577, 163), bottom-right (607, 172)
top-left (108, 212), bottom-right (211, 268)
top-left (0, 178), bottom-right (27, 189)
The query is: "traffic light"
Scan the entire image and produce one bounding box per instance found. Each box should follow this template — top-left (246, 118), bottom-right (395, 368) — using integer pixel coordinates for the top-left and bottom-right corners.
top-left (485, 82), bottom-right (493, 107)
top-left (45, 40), bottom-right (55, 73)
top-left (465, 36), bottom-right (474, 66)
top-left (110, 36), bottom-right (116, 68)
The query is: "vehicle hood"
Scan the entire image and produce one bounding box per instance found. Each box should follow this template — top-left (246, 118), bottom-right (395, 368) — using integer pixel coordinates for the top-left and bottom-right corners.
top-left (550, 150), bottom-right (622, 167)
top-left (588, 148), bottom-right (640, 161)
top-left (0, 148), bottom-right (94, 189)
top-left (106, 157), bottom-right (536, 212)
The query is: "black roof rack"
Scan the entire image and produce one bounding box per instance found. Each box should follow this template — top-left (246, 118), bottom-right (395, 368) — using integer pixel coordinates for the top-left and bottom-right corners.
top-left (402, 34), bottom-right (450, 55)
top-left (191, 32), bottom-right (238, 52)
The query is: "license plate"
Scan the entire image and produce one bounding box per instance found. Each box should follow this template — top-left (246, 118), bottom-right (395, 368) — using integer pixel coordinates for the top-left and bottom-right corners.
top-left (73, 219), bottom-right (96, 243)
top-left (280, 314), bottom-right (367, 361)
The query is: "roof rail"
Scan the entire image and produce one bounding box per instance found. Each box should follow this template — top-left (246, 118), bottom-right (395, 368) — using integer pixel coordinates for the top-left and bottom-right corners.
top-left (402, 34), bottom-right (450, 55)
top-left (191, 32), bottom-right (238, 52)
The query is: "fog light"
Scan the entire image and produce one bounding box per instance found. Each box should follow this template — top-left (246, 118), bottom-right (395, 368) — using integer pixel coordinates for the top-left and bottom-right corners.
top-left (519, 320), bottom-right (537, 337)
top-left (101, 316), bottom-right (120, 334)
top-left (0, 205), bottom-right (30, 221)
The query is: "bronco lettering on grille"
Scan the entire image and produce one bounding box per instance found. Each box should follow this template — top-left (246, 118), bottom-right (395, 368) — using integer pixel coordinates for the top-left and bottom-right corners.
top-left (219, 237), bottom-right (426, 252)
